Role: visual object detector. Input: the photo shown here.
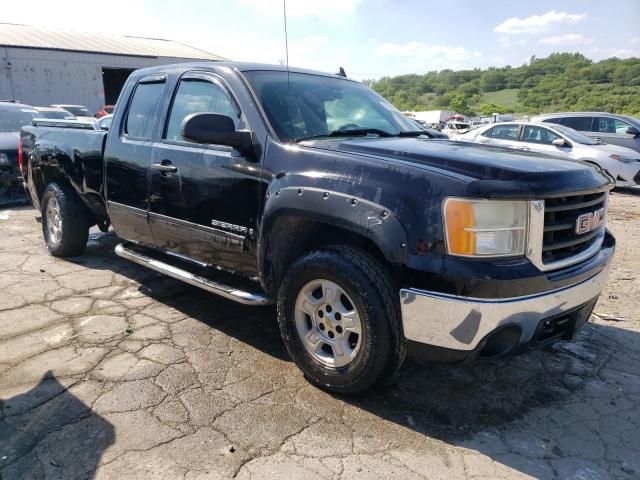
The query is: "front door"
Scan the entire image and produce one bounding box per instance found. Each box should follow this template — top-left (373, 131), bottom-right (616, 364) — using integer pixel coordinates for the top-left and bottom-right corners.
top-left (518, 125), bottom-right (571, 158)
top-left (105, 74), bottom-right (166, 246)
top-left (148, 73), bottom-right (262, 275)
top-left (595, 116), bottom-right (640, 153)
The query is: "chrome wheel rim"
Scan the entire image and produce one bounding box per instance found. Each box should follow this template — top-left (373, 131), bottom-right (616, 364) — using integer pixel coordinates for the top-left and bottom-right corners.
top-left (294, 279), bottom-right (363, 368)
top-left (46, 197), bottom-right (62, 244)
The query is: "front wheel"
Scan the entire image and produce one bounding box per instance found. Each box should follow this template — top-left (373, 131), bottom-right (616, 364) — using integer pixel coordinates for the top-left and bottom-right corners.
top-left (41, 182), bottom-right (89, 257)
top-left (277, 246), bottom-right (406, 394)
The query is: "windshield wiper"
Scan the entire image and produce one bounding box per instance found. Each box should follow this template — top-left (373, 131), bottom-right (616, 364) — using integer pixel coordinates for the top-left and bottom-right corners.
top-left (296, 128), bottom-right (433, 142)
top-left (296, 128), bottom-right (393, 142)
top-left (396, 130), bottom-right (430, 137)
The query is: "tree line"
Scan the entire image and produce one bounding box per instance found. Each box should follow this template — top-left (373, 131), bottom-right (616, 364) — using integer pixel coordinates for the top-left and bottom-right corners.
top-left (364, 53), bottom-right (640, 117)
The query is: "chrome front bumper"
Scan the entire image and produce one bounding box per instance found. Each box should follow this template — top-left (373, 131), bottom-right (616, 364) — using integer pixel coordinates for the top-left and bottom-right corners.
top-left (399, 264), bottom-right (610, 351)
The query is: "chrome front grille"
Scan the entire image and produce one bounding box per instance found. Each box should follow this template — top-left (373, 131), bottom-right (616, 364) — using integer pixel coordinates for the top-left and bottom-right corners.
top-left (526, 192), bottom-right (608, 271)
top-left (542, 192), bottom-right (607, 264)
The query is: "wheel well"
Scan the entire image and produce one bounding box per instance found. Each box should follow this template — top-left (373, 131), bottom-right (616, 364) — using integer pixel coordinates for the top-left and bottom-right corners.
top-left (38, 171), bottom-right (96, 225)
top-left (262, 215), bottom-right (392, 295)
top-left (34, 167), bottom-right (68, 204)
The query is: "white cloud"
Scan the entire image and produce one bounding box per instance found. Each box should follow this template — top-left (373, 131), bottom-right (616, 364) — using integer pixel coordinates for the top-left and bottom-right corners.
top-left (498, 36), bottom-right (526, 47)
top-left (374, 41), bottom-right (482, 73)
top-left (584, 46), bottom-right (640, 61)
top-left (631, 37), bottom-right (640, 45)
top-left (0, 0), bottom-right (155, 37)
top-left (607, 48), bottom-right (640, 59)
top-left (495, 10), bottom-right (586, 35)
top-left (539, 33), bottom-right (590, 45)
top-left (239, 0), bottom-right (361, 17)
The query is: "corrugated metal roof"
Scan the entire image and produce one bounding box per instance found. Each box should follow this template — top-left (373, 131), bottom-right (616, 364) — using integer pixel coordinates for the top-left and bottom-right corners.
top-left (0, 23), bottom-right (227, 61)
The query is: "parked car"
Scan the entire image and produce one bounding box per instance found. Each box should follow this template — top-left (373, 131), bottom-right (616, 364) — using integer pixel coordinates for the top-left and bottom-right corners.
top-left (0, 101), bottom-right (38, 202)
top-left (21, 62), bottom-right (615, 394)
top-left (94, 114), bottom-right (113, 131)
top-left (49, 104), bottom-right (94, 122)
top-left (532, 112), bottom-right (640, 154)
top-left (34, 107), bottom-right (76, 120)
top-left (442, 121), bottom-right (471, 138)
top-left (95, 105), bottom-right (115, 119)
top-left (409, 119), bottom-right (448, 138)
top-left (461, 122), bottom-right (640, 187)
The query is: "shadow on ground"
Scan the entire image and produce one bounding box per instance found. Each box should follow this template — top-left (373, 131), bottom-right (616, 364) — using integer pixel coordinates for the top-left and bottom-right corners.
top-left (54, 230), bottom-right (640, 478)
top-left (0, 372), bottom-right (115, 479)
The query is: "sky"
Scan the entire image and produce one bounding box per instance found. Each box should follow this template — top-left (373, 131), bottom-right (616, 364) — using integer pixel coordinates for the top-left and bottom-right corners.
top-left (1, 0), bottom-right (639, 79)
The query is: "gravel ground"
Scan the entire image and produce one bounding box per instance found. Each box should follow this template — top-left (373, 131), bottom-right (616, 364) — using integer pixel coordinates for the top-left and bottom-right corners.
top-left (0, 189), bottom-right (639, 480)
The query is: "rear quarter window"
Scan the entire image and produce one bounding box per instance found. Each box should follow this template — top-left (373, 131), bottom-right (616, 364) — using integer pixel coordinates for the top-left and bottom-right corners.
top-left (557, 116), bottom-right (594, 132)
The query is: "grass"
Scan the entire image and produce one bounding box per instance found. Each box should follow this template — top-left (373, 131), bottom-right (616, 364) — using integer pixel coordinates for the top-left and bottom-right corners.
top-left (478, 89), bottom-right (520, 107)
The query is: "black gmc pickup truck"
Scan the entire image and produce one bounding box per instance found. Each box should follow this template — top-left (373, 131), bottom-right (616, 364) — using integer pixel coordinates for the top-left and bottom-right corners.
top-left (20, 62), bottom-right (615, 393)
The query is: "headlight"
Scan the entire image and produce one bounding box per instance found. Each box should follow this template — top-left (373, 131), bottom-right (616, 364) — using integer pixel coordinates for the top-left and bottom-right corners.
top-left (609, 154), bottom-right (638, 164)
top-left (443, 198), bottom-right (527, 257)
top-left (0, 153), bottom-right (9, 166)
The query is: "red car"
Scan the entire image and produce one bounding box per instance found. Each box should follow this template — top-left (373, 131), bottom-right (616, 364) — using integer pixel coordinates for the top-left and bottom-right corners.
top-left (94, 105), bottom-right (115, 118)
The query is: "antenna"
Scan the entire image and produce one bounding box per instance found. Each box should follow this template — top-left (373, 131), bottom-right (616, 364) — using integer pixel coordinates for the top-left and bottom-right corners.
top-left (283, 0), bottom-right (290, 70)
top-left (283, 0), bottom-right (293, 142)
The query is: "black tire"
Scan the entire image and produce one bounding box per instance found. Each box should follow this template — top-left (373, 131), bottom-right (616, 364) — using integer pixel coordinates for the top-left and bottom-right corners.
top-left (277, 246), bottom-right (406, 394)
top-left (41, 182), bottom-right (89, 257)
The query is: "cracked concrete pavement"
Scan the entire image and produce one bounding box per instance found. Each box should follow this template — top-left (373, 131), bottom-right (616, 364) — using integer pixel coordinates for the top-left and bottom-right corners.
top-left (1, 189), bottom-right (639, 479)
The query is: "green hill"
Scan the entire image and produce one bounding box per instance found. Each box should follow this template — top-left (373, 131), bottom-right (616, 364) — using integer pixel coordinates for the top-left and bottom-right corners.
top-left (479, 89), bottom-right (520, 107)
top-left (365, 53), bottom-right (640, 116)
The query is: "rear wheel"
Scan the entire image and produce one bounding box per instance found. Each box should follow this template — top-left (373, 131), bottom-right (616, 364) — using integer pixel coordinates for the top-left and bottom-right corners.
top-left (41, 182), bottom-right (89, 257)
top-left (277, 246), bottom-right (406, 394)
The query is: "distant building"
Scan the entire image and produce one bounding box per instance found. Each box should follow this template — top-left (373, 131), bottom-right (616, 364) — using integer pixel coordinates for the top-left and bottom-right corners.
top-left (0, 23), bottom-right (226, 113)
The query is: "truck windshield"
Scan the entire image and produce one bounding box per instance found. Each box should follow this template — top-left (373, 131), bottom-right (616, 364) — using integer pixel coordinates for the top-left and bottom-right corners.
top-left (37, 110), bottom-right (75, 120)
top-left (62, 106), bottom-right (91, 117)
top-left (245, 71), bottom-right (418, 143)
top-left (0, 109), bottom-right (37, 133)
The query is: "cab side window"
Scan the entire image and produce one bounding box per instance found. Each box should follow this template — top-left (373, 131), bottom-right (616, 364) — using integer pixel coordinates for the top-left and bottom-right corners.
top-left (486, 124), bottom-right (519, 140)
top-left (125, 80), bottom-right (165, 139)
top-left (522, 126), bottom-right (561, 145)
top-left (165, 78), bottom-right (239, 142)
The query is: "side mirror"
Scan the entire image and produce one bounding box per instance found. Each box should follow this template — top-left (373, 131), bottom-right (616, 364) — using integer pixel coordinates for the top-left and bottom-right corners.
top-left (625, 126), bottom-right (640, 137)
top-left (181, 113), bottom-right (253, 156)
top-left (552, 138), bottom-right (568, 147)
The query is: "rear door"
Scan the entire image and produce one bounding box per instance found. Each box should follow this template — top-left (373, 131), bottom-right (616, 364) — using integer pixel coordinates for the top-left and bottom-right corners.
top-left (148, 72), bottom-right (262, 274)
top-left (594, 116), bottom-right (640, 152)
top-left (518, 125), bottom-right (571, 157)
top-left (105, 74), bottom-right (166, 245)
top-left (476, 124), bottom-right (522, 148)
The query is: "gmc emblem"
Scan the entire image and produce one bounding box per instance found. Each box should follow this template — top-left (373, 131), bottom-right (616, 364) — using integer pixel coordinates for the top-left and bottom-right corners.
top-left (576, 208), bottom-right (605, 235)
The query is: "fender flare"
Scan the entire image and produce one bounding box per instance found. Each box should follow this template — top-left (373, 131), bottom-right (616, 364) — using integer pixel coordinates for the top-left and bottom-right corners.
top-left (258, 186), bottom-right (409, 284)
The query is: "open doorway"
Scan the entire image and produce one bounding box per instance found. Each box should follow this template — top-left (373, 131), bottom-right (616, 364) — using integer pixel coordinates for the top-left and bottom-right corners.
top-left (102, 67), bottom-right (136, 105)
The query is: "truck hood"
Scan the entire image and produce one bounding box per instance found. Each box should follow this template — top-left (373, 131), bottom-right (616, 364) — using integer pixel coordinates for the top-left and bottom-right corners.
top-left (0, 132), bottom-right (19, 152)
top-left (306, 137), bottom-right (612, 197)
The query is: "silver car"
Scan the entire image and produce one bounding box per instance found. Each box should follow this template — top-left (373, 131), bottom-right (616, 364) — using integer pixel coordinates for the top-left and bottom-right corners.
top-left (460, 122), bottom-right (640, 187)
top-left (532, 112), bottom-right (640, 154)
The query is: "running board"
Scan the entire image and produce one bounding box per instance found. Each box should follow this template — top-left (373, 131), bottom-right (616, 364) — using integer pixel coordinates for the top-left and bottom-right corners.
top-left (115, 243), bottom-right (272, 305)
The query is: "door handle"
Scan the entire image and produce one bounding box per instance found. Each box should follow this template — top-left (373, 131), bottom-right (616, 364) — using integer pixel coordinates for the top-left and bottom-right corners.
top-left (152, 161), bottom-right (177, 173)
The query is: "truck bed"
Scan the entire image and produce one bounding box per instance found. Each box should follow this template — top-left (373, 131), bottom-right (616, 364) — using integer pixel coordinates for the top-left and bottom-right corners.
top-left (21, 121), bottom-right (108, 220)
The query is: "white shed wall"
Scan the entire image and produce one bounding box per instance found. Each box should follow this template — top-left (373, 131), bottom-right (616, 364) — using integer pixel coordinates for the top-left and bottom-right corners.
top-left (0, 47), bottom-right (206, 112)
